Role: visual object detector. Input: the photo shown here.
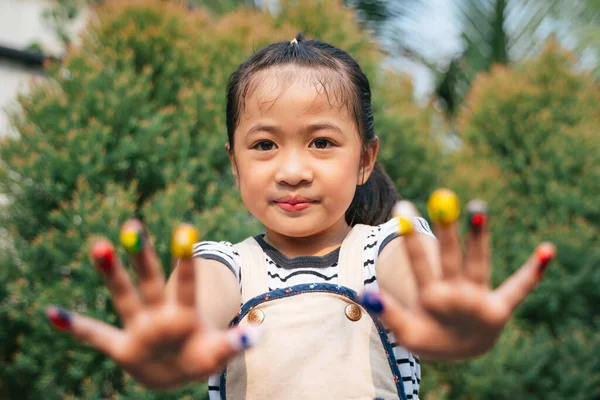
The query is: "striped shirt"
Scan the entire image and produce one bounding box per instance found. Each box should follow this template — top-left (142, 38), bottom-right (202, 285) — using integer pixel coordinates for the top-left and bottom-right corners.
top-left (194, 217), bottom-right (434, 400)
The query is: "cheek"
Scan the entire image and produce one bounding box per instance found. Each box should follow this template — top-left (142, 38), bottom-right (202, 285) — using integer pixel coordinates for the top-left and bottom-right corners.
top-left (319, 155), bottom-right (361, 198)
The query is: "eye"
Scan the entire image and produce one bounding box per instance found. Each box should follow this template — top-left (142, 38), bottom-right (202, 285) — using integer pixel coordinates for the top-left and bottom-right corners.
top-left (310, 138), bottom-right (335, 149)
top-left (253, 140), bottom-right (276, 151)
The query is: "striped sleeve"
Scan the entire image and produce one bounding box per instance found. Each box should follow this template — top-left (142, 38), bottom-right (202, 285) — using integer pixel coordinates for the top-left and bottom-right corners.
top-left (377, 216), bottom-right (436, 255)
top-left (192, 240), bottom-right (241, 282)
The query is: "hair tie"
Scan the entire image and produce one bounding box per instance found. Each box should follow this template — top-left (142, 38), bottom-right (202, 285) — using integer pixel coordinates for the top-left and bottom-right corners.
top-left (290, 32), bottom-right (303, 46)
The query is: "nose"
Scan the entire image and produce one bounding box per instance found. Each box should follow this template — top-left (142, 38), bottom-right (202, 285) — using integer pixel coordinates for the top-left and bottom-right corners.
top-left (274, 149), bottom-right (313, 186)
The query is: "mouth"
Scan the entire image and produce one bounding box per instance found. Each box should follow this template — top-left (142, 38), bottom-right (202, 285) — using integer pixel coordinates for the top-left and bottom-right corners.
top-left (274, 196), bottom-right (318, 212)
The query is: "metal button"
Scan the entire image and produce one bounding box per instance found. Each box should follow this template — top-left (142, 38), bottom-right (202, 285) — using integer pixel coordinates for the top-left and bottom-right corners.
top-left (345, 304), bottom-right (362, 321)
top-left (248, 309), bottom-right (265, 324)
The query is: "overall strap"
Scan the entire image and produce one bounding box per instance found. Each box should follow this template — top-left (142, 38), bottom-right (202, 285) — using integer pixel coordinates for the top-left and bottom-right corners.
top-left (337, 224), bottom-right (372, 293)
top-left (234, 238), bottom-right (269, 304)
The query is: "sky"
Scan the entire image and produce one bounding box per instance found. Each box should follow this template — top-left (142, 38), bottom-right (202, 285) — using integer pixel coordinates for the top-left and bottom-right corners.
top-left (381, 0), bottom-right (463, 100)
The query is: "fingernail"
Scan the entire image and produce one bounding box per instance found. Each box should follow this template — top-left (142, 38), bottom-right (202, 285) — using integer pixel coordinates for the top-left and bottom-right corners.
top-left (47, 306), bottom-right (72, 330)
top-left (359, 291), bottom-right (384, 315)
top-left (466, 199), bottom-right (488, 232)
top-left (393, 201), bottom-right (415, 235)
top-left (427, 188), bottom-right (460, 225)
top-left (91, 239), bottom-right (115, 272)
top-left (171, 223), bottom-right (200, 258)
top-left (120, 226), bottom-right (144, 254)
top-left (229, 324), bottom-right (263, 351)
top-left (536, 243), bottom-right (556, 277)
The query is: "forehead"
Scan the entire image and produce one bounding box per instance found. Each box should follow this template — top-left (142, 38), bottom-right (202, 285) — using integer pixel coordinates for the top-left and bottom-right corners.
top-left (242, 66), bottom-right (354, 119)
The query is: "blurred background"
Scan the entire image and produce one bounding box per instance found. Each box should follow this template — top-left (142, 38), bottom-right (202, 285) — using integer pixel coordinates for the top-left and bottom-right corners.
top-left (1, 0), bottom-right (598, 399)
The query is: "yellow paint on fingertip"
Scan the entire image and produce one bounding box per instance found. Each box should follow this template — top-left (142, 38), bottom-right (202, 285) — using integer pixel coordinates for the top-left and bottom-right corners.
top-left (427, 188), bottom-right (460, 224)
top-left (120, 230), bottom-right (143, 253)
top-left (171, 224), bottom-right (200, 258)
top-left (397, 216), bottom-right (414, 235)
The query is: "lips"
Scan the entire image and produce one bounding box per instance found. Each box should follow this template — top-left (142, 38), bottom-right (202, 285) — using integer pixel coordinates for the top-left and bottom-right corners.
top-left (274, 195), bottom-right (317, 212)
top-left (275, 195), bottom-right (315, 205)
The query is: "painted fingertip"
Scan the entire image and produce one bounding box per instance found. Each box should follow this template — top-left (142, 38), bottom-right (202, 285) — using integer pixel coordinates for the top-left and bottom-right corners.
top-left (47, 306), bottom-right (72, 330)
top-left (392, 201), bottom-right (415, 235)
top-left (228, 324), bottom-right (263, 351)
top-left (170, 223), bottom-right (200, 258)
top-left (359, 291), bottom-right (385, 315)
top-left (120, 227), bottom-right (143, 254)
top-left (466, 199), bottom-right (488, 231)
top-left (91, 239), bottom-right (115, 272)
top-left (427, 188), bottom-right (460, 225)
top-left (536, 243), bottom-right (556, 277)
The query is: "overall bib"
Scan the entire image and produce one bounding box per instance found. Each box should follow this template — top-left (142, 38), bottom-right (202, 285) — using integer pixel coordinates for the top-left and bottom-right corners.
top-left (220, 224), bottom-right (407, 399)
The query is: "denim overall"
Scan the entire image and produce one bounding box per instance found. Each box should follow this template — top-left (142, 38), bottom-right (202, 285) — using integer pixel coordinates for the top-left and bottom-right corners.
top-left (220, 224), bottom-right (407, 399)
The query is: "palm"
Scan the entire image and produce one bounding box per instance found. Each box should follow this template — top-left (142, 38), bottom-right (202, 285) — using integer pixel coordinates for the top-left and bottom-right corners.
top-left (113, 307), bottom-right (213, 387)
top-left (403, 279), bottom-right (508, 358)
top-left (373, 198), bottom-right (554, 361)
top-left (48, 221), bottom-right (250, 390)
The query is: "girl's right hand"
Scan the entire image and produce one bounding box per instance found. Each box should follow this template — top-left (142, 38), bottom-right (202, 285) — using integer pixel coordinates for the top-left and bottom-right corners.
top-left (47, 220), bottom-right (258, 391)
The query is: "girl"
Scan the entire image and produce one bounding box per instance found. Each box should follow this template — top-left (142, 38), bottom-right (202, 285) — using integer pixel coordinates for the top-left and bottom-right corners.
top-left (47, 33), bottom-right (555, 399)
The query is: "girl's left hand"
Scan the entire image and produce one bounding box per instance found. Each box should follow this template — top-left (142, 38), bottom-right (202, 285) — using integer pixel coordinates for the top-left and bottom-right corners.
top-left (360, 190), bottom-right (556, 360)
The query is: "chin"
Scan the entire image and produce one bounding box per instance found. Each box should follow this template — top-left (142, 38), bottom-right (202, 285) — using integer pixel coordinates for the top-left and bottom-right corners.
top-left (262, 216), bottom-right (331, 238)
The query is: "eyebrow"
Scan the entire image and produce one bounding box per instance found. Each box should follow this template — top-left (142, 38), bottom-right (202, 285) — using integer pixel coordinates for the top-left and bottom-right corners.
top-left (246, 123), bottom-right (344, 136)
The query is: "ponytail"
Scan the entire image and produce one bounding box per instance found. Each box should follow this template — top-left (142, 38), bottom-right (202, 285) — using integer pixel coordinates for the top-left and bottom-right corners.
top-left (345, 162), bottom-right (399, 226)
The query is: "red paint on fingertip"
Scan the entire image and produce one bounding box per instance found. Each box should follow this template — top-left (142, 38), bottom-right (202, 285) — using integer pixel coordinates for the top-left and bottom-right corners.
top-left (91, 239), bottom-right (115, 272)
top-left (47, 307), bottom-right (71, 330)
top-left (536, 244), bottom-right (556, 277)
top-left (470, 213), bottom-right (487, 227)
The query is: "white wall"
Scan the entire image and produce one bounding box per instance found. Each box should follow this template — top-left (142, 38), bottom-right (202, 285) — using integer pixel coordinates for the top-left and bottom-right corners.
top-left (0, 0), bottom-right (89, 136)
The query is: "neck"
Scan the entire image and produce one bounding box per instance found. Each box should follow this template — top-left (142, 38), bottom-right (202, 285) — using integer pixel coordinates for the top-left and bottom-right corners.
top-left (264, 217), bottom-right (352, 258)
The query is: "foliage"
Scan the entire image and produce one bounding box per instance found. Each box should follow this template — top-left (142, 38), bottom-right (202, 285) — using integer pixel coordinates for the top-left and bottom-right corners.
top-left (430, 41), bottom-right (600, 399)
top-left (0, 0), bottom-right (442, 398)
top-left (548, 0), bottom-right (600, 80)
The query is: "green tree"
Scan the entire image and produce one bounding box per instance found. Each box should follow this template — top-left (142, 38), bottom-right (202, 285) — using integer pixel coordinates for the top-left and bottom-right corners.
top-left (425, 41), bottom-right (600, 399)
top-left (0, 0), bottom-right (442, 398)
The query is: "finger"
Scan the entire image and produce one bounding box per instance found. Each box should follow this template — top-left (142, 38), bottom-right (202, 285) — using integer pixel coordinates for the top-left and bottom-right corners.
top-left (47, 306), bottom-right (125, 360)
top-left (91, 238), bottom-right (142, 326)
top-left (170, 223), bottom-right (200, 308)
top-left (359, 290), bottom-right (413, 344)
top-left (464, 199), bottom-right (491, 286)
top-left (427, 189), bottom-right (463, 279)
top-left (393, 201), bottom-right (435, 288)
top-left (493, 243), bottom-right (556, 313)
top-left (120, 220), bottom-right (165, 305)
top-left (188, 325), bottom-right (263, 374)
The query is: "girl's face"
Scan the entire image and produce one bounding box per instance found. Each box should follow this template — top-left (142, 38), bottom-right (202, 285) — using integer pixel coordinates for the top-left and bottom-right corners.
top-left (229, 68), bottom-right (377, 240)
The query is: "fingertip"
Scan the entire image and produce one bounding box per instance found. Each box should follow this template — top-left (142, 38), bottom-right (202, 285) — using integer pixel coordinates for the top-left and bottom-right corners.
top-left (171, 223), bottom-right (200, 259)
top-left (359, 290), bottom-right (385, 315)
top-left (90, 238), bottom-right (116, 272)
top-left (228, 323), bottom-right (263, 352)
top-left (427, 188), bottom-right (461, 225)
top-left (46, 306), bottom-right (72, 331)
top-left (393, 201), bottom-right (418, 235)
top-left (536, 242), bottom-right (556, 277)
top-left (466, 199), bottom-right (488, 231)
top-left (120, 220), bottom-right (144, 254)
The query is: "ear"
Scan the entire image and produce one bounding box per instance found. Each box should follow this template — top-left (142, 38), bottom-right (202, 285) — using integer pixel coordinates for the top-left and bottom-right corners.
top-left (357, 137), bottom-right (379, 186)
top-left (226, 142), bottom-right (240, 186)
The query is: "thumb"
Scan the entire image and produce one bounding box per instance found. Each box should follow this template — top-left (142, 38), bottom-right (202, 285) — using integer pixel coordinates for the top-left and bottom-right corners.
top-left (200, 324), bottom-right (263, 371)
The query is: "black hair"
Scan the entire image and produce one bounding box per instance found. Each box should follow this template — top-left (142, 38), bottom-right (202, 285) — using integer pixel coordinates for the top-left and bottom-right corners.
top-left (225, 32), bottom-right (398, 226)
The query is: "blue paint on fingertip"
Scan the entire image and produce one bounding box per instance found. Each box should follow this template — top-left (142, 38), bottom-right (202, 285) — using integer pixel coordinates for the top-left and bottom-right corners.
top-left (360, 291), bottom-right (384, 315)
